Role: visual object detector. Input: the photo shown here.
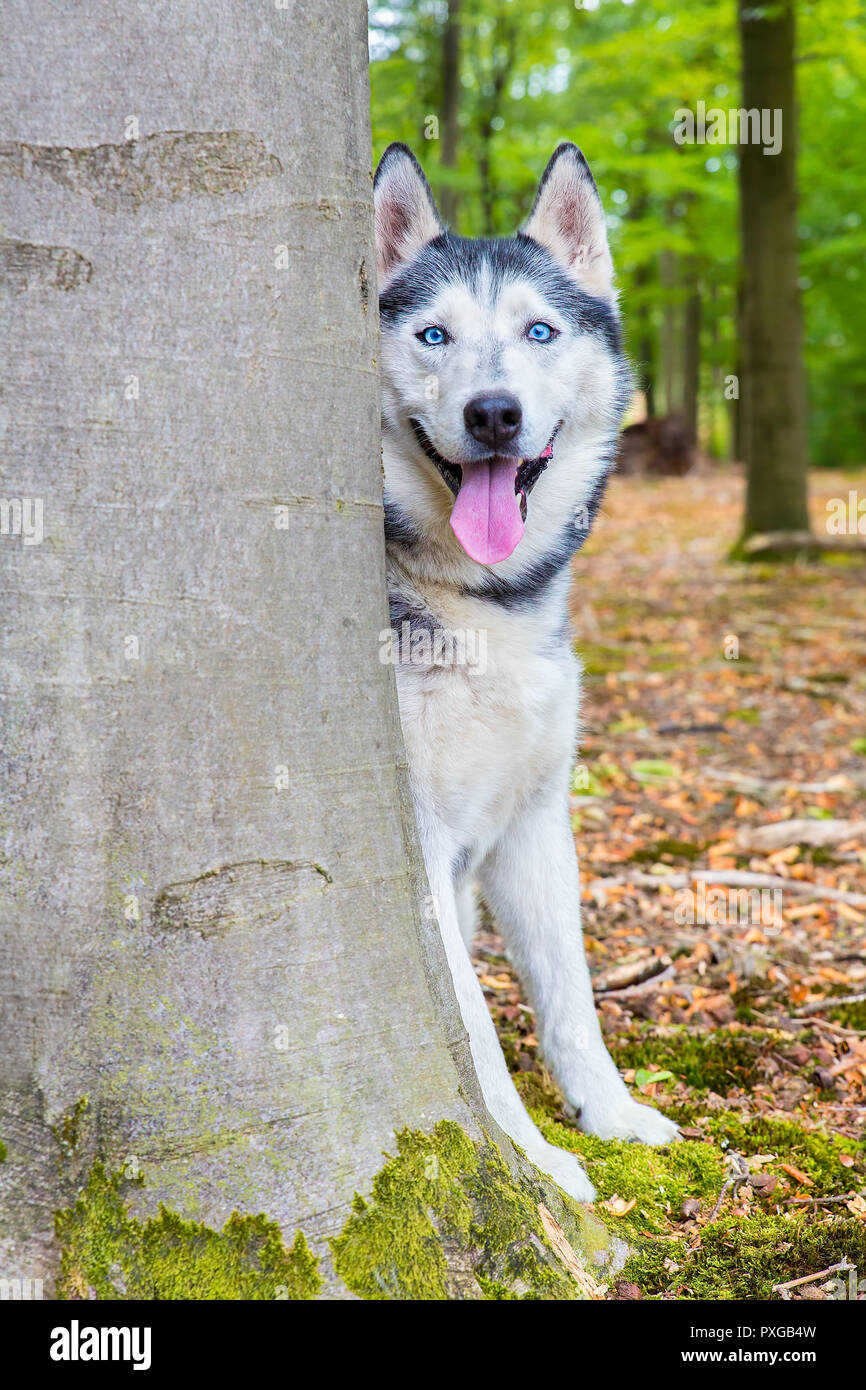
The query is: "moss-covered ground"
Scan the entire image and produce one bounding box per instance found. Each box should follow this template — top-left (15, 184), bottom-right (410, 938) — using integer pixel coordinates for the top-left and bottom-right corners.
top-left (509, 1052), bottom-right (865, 1300)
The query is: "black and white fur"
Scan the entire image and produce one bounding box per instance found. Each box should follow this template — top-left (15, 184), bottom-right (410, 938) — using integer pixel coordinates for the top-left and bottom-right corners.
top-left (375, 143), bottom-right (678, 1202)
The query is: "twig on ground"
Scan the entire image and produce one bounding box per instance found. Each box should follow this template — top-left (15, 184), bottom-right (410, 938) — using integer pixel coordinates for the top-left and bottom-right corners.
top-left (772, 1261), bottom-right (854, 1299)
top-left (737, 819), bottom-right (866, 854)
top-left (657, 721), bottom-right (726, 735)
top-left (743, 530), bottom-right (866, 557)
top-left (798, 1016), bottom-right (866, 1038)
top-left (793, 992), bottom-right (866, 1017)
top-left (593, 964), bottom-right (676, 999)
top-left (705, 768), bottom-right (866, 795)
top-left (708, 1152), bottom-right (750, 1221)
top-left (537, 1204), bottom-right (607, 1299)
top-left (589, 869), bottom-right (866, 909)
top-left (782, 1193), bottom-right (862, 1207)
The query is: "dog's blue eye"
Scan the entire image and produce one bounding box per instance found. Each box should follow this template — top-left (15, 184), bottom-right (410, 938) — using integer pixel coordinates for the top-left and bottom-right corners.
top-left (419, 326), bottom-right (446, 346)
top-left (528, 322), bottom-right (554, 342)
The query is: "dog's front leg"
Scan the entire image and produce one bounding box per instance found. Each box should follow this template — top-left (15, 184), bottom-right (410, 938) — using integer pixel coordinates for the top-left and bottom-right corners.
top-left (420, 842), bottom-right (596, 1202)
top-left (480, 789), bottom-right (680, 1145)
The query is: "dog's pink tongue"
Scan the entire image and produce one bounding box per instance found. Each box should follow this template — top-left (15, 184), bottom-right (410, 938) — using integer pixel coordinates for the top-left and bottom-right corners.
top-left (450, 458), bottom-right (524, 564)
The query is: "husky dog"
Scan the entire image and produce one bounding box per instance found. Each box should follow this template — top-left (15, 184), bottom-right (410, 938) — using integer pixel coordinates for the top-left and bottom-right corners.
top-left (374, 142), bottom-right (678, 1202)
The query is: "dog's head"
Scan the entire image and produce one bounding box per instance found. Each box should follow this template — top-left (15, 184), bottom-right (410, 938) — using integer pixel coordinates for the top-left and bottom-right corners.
top-left (374, 142), bottom-right (630, 573)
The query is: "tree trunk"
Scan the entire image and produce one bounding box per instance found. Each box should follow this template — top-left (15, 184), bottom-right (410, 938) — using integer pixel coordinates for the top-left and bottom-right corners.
top-left (638, 319), bottom-right (656, 420)
top-left (477, 24), bottom-right (517, 236)
top-left (737, 0), bottom-right (811, 543)
top-left (630, 203), bottom-right (656, 418)
top-left (682, 280), bottom-right (701, 445)
top-left (0, 0), bottom-right (607, 1301)
top-left (707, 280), bottom-right (722, 458)
top-left (659, 246), bottom-right (679, 416)
top-left (439, 0), bottom-right (461, 226)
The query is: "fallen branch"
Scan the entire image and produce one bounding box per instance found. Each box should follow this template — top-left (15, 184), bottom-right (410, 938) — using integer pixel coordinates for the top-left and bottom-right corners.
top-left (737, 818), bottom-right (866, 854)
top-left (772, 1261), bottom-right (854, 1299)
top-left (807, 1016), bottom-right (866, 1037)
top-left (594, 964), bottom-right (676, 999)
top-left (743, 530), bottom-right (866, 557)
top-left (793, 992), bottom-right (866, 1017)
top-left (782, 1193), bottom-right (863, 1207)
top-left (589, 869), bottom-right (866, 910)
top-left (657, 721), bottom-right (726, 736)
top-left (705, 768), bottom-right (866, 795)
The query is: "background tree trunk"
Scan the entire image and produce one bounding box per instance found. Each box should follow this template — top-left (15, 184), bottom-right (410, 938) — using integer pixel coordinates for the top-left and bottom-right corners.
top-left (477, 21), bottom-right (518, 236)
top-left (659, 245), bottom-right (679, 416)
top-left (439, 0), bottom-right (461, 226)
top-left (630, 202), bottom-right (656, 418)
top-left (682, 279), bottom-right (701, 445)
top-left (737, 0), bottom-right (811, 543)
top-left (0, 0), bottom-right (604, 1300)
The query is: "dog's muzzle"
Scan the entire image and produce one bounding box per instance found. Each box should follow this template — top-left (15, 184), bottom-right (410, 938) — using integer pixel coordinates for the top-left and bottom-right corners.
top-left (408, 419), bottom-right (562, 565)
top-left (409, 419), bottom-right (561, 519)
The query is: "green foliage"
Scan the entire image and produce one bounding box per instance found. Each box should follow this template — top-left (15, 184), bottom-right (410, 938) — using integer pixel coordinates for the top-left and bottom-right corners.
top-left (369, 0), bottom-right (866, 464)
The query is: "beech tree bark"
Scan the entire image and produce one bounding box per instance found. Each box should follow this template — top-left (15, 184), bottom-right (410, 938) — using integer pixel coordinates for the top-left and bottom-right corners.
top-left (0, 0), bottom-right (606, 1300)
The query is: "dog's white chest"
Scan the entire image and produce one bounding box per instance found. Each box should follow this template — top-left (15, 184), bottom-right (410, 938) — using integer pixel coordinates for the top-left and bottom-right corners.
top-left (395, 617), bottom-right (577, 863)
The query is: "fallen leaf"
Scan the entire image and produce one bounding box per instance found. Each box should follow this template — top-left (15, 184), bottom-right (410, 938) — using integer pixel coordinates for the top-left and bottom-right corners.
top-left (603, 1194), bottom-right (637, 1217)
top-left (779, 1163), bottom-right (815, 1187)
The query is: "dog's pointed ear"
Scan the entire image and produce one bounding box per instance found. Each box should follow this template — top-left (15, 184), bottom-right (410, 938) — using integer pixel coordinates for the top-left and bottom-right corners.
top-left (522, 144), bottom-right (614, 300)
top-left (374, 143), bottom-right (443, 284)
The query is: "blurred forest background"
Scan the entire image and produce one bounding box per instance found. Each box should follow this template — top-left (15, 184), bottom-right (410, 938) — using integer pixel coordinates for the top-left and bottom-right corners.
top-left (369, 0), bottom-right (864, 495)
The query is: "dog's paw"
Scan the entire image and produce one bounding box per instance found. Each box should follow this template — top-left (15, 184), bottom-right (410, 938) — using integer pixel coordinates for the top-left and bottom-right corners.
top-left (578, 1095), bottom-right (680, 1147)
top-left (525, 1137), bottom-right (596, 1203)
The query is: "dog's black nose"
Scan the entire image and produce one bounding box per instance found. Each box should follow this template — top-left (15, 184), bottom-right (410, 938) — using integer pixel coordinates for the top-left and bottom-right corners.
top-left (464, 393), bottom-right (522, 450)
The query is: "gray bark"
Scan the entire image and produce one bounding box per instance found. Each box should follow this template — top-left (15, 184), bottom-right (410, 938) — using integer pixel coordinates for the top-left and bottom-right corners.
top-left (0, 0), bottom-right (516, 1298)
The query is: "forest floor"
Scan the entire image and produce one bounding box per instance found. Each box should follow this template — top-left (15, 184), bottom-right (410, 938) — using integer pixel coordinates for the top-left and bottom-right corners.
top-left (475, 464), bottom-right (866, 1301)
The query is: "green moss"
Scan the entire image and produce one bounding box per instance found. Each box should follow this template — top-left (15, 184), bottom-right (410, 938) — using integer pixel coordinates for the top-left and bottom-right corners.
top-left (514, 1068), bottom-right (572, 1123)
top-left (627, 1212), bottom-right (866, 1301)
top-left (697, 1113), bottom-right (863, 1194)
top-left (827, 999), bottom-right (866, 1030)
top-left (0, 1137), bottom-right (6, 1163)
top-left (525, 1101), bottom-right (865, 1300)
top-left (52, 1097), bottom-right (89, 1161)
top-left (574, 642), bottom-right (627, 675)
top-left (727, 707), bottom-right (762, 724)
top-left (330, 1120), bottom-right (587, 1301)
top-left (537, 1121), bottom-right (725, 1238)
top-left (519, 1074), bottom-right (864, 1301)
top-left (55, 1161), bottom-right (320, 1300)
top-left (629, 838), bottom-right (705, 864)
top-left (613, 1028), bottom-right (766, 1094)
